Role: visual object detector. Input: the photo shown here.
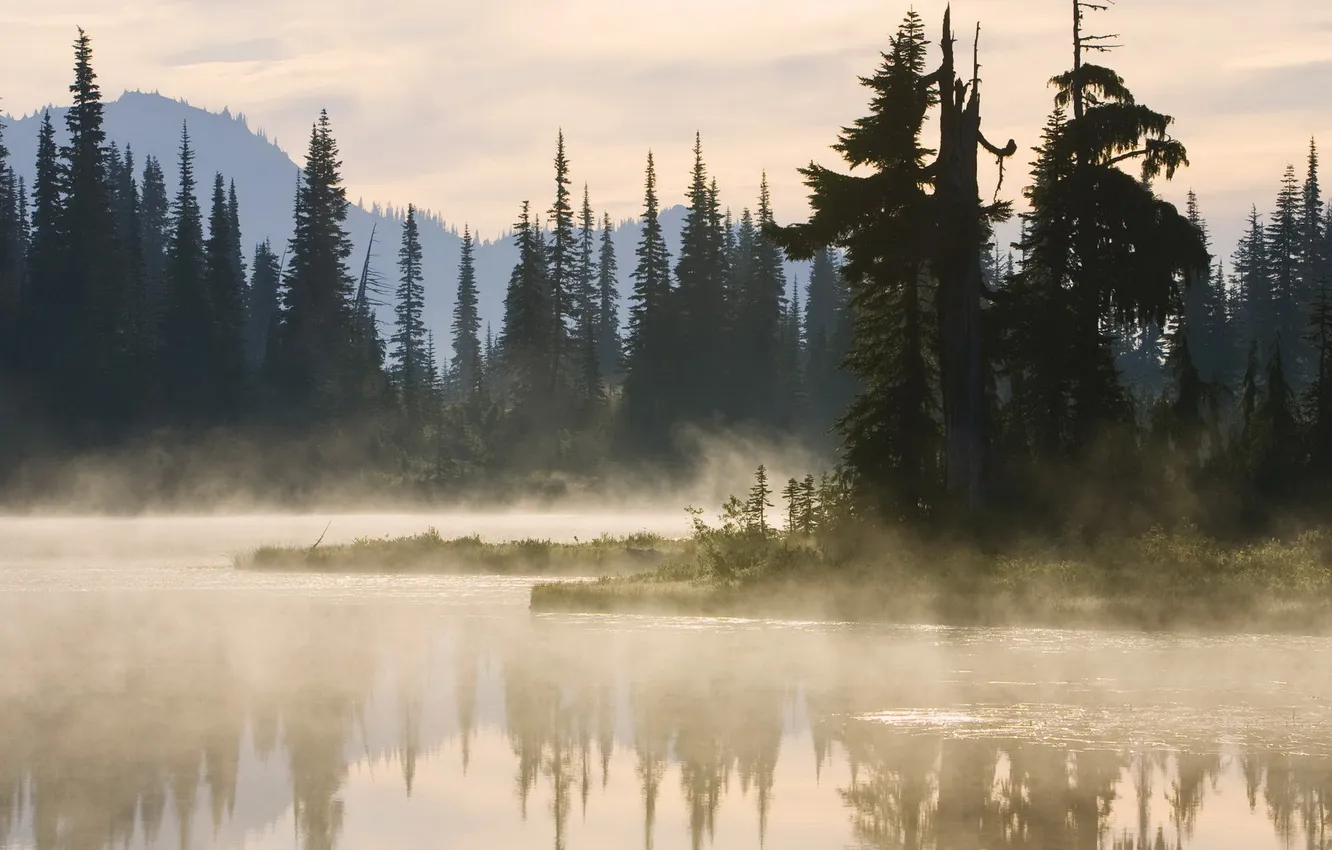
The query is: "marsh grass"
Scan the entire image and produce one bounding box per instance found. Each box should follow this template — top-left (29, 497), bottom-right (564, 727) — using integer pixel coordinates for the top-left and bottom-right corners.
top-left (238, 528), bottom-right (684, 575)
top-left (531, 524), bottom-right (1332, 633)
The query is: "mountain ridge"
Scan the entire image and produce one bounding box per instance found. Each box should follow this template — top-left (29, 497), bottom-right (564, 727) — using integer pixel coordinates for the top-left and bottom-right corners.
top-left (1, 91), bottom-right (811, 361)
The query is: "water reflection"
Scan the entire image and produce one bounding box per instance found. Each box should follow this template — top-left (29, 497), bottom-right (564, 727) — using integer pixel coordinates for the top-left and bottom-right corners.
top-left (1, 593), bottom-right (1331, 850)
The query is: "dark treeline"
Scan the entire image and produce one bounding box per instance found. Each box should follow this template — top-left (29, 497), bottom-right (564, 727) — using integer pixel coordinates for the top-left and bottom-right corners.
top-left (1, 5), bottom-right (1331, 533)
top-left (771, 3), bottom-right (1332, 538)
top-left (0, 31), bottom-right (846, 505)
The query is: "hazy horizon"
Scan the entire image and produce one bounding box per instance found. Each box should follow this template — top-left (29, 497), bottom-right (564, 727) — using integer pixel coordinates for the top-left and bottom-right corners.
top-left (5, 0), bottom-right (1331, 253)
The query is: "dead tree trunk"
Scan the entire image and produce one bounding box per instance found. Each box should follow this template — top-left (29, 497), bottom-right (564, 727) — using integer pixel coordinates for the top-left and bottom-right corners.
top-left (932, 8), bottom-right (1016, 523)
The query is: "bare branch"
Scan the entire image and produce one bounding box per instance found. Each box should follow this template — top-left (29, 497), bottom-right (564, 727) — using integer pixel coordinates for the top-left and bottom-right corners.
top-left (973, 22), bottom-right (981, 88)
top-left (1106, 148), bottom-right (1149, 166)
top-left (980, 133), bottom-right (1018, 201)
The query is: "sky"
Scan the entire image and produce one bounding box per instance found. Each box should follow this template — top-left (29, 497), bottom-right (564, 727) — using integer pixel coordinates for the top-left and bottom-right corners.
top-left (2, 0), bottom-right (1332, 254)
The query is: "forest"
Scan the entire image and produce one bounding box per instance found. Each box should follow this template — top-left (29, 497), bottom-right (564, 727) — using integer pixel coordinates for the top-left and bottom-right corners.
top-left (0, 2), bottom-right (1330, 540)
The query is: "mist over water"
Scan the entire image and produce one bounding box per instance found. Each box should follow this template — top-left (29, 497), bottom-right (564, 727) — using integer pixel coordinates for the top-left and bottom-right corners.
top-left (2, 516), bottom-right (1331, 850)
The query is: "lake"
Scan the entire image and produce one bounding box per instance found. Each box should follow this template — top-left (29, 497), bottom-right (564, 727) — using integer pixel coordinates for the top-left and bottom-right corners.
top-left (1, 514), bottom-right (1329, 850)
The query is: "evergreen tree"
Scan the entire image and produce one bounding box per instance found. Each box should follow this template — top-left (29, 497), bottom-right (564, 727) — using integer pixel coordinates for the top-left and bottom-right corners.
top-left (781, 275), bottom-right (804, 423)
top-left (138, 155), bottom-right (170, 332)
top-left (274, 110), bottom-right (360, 415)
top-left (452, 225), bottom-right (482, 398)
top-left (547, 131), bottom-right (576, 390)
top-left (423, 331), bottom-right (442, 402)
top-left (391, 204), bottom-right (428, 409)
top-left (732, 209), bottom-right (755, 313)
top-left (159, 123), bottom-right (210, 419)
top-left (673, 134), bottom-right (729, 422)
top-left (1300, 141), bottom-right (1328, 387)
top-left (799, 474), bottom-right (818, 534)
top-left (803, 247), bottom-right (854, 434)
top-left (596, 212), bottom-right (620, 385)
top-left (1001, 0), bottom-right (1209, 479)
top-left (745, 465), bottom-right (773, 537)
top-left (574, 184), bottom-right (602, 406)
top-left (1268, 165), bottom-right (1305, 381)
top-left (0, 125), bottom-right (17, 371)
top-left (620, 152), bottom-right (674, 450)
top-left (227, 180), bottom-right (246, 305)
top-left (501, 201), bottom-right (554, 418)
top-left (63, 28), bottom-right (131, 426)
top-left (770, 12), bottom-right (940, 521)
top-left (1253, 339), bottom-right (1299, 501)
top-left (1237, 339), bottom-right (1261, 470)
top-left (1162, 313), bottom-right (1207, 466)
top-left (782, 478), bottom-right (801, 535)
top-left (1233, 207), bottom-right (1273, 361)
top-left (245, 240), bottom-right (281, 371)
top-left (203, 172), bottom-right (247, 416)
top-left (1304, 280), bottom-right (1332, 484)
top-left (1182, 192), bottom-right (1227, 385)
top-left (23, 112), bottom-right (64, 391)
top-left (107, 144), bottom-right (143, 364)
top-left (15, 177), bottom-right (28, 303)
top-left (739, 173), bottom-right (787, 424)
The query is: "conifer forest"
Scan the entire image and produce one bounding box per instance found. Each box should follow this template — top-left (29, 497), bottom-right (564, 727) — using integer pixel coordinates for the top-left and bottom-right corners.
top-left (1, 5), bottom-right (1330, 539)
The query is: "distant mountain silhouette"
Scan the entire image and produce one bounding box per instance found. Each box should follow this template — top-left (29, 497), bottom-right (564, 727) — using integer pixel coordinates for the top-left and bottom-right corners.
top-left (1, 91), bottom-right (810, 359)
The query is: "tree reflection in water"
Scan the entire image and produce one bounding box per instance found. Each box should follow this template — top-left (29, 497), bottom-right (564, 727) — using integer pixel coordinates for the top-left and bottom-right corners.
top-left (1, 596), bottom-right (1330, 850)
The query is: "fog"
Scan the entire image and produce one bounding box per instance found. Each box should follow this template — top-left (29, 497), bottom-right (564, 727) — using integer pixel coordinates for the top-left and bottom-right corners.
top-left (0, 511), bottom-right (692, 567)
top-left (2, 515), bottom-right (1331, 850)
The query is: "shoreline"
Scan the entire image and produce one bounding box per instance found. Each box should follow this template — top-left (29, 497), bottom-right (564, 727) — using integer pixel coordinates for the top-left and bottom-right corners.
top-left (235, 528), bottom-right (685, 576)
top-left (236, 524), bottom-right (1332, 636)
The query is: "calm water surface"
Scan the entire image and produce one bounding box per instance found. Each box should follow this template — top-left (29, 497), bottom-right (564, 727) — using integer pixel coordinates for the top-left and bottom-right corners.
top-left (1, 515), bottom-right (1330, 850)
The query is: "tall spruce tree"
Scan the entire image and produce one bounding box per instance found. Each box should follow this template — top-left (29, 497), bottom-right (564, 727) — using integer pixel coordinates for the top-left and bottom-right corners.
top-left (740, 173), bottom-right (787, 424)
top-left (0, 123), bottom-right (16, 372)
top-left (596, 212), bottom-right (620, 386)
top-left (501, 201), bottom-right (554, 418)
top-left (63, 28), bottom-right (131, 427)
top-left (1234, 207), bottom-right (1273, 362)
top-left (159, 123), bottom-right (210, 420)
top-left (1300, 141), bottom-right (1327, 387)
top-left (1182, 192), bottom-right (1229, 385)
top-left (452, 225), bottom-right (482, 398)
top-left (107, 145), bottom-right (143, 358)
top-left (203, 172), bottom-right (247, 416)
top-left (274, 110), bottom-right (359, 415)
top-left (779, 275), bottom-right (804, 425)
top-left (620, 152), bottom-right (674, 450)
top-left (138, 155), bottom-right (170, 335)
top-left (803, 247), bottom-right (854, 434)
top-left (672, 134), bottom-right (728, 422)
top-left (1269, 165), bottom-right (1305, 382)
top-left (245, 240), bottom-right (281, 371)
top-left (24, 112), bottom-right (64, 392)
top-left (574, 184), bottom-right (601, 405)
top-left (15, 177), bottom-right (28, 309)
top-left (227, 180), bottom-right (246, 302)
top-left (1304, 274), bottom-right (1332, 485)
top-left (391, 204), bottom-right (428, 408)
top-left (547, 131), bottom-right (576, 394)
top-left (1253, 340), bottom-right (1298, 502)
top-left (1309, 158), bottom-right (1332, 487)
top-left (1002, 0), bottom-right (1204, 471)
top-left (770, 12), bottom-right (940, 521)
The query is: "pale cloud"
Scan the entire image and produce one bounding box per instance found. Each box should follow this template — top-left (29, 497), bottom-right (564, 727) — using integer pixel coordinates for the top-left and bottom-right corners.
top-left (2, 0), bottom-right (1331, 251)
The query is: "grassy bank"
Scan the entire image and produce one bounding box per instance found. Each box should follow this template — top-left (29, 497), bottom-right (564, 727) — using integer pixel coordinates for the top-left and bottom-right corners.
top-left (237, 529), bottom-right (685, 576)
top-left (530, 526), bottom-right (1332, 634)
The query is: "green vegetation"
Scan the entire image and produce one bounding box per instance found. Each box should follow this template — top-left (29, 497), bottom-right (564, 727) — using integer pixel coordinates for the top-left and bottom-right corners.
top-left (531, 467), bottom-right (1332, 633)
top-left (238, 528), bottom-right (683, 575)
